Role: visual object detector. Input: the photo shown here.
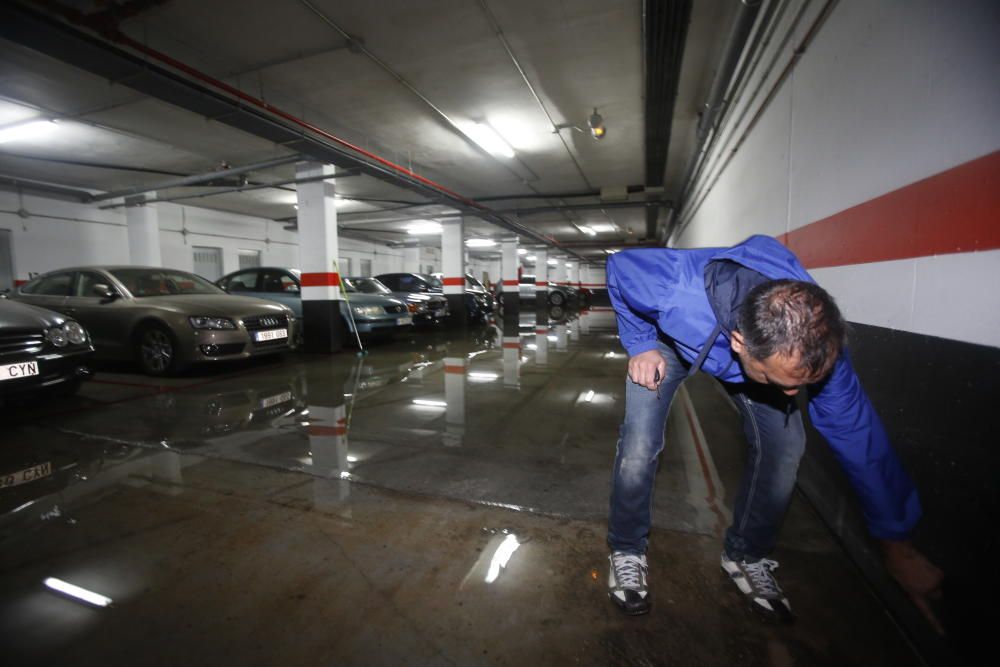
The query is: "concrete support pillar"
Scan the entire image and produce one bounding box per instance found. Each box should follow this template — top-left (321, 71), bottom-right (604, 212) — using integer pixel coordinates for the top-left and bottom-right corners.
top-left (443, 356), bottom-right (467, 447)
top-left (296, 162), bottom-right (347, 353)
top-left (501, 237), bottom-right (519, 323)
top-left (534, 248), bottom-right (548, 320)
top-left (126, 194), bottom-right (162, 266)
top-left (554, 257), bottom-right (568, 288)
top-left (441, 220), bottom-right (466, 326)
top-left (502, 336), bottom-right (520, 388)
top-left (556, 323), bottom-right (568, 351)
top-left (403, 245), bottom-right (421, 273)
top-left (534, 325), bottom-right (549, 366)
top-left (566, 261), bottom-right (577, 290)
top-left (304, 362), bottom-right (351, 508)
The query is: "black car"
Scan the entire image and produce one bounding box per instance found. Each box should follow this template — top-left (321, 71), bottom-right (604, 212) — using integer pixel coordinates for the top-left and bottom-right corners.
top-left (0, 298), bottom-right (94, 400)
top-left (374, 272), bottom-right (465, 324)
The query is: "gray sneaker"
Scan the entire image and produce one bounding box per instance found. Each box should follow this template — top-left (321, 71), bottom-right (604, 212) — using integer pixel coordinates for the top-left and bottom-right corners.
top-left (608, 551), bottom-right (650, 615)
top-left (720, 552), bottom-right (794, 622)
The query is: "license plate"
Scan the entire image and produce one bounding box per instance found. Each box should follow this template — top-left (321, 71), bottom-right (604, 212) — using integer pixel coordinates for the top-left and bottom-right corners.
top-left (259, 391), bottom-right (292, 409)
top-left (254, 328), bottom-right (288, 342)
top-left (397, 317), bottom-right (413, 326)
top-left (0, 361), bottom-right (39, 382)
top-left (433, 309), bottom-right (447, 317)
top-left (1, 461), bottom-right (52, 488)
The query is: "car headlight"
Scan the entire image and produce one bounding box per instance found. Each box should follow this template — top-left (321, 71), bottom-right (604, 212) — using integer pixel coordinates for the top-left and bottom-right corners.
top-left (46, 326), bottom-right (68, 347)
top-left (189, 316), bottom-right (236, 330)
top-left (64, 321), bottom-right (88, 345)
top-left (352, 305), bottom-right (382, 317)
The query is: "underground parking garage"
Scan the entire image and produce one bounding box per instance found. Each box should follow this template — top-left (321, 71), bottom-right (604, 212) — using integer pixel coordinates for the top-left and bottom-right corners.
top-left (0, 1), bottom-right (997, 665)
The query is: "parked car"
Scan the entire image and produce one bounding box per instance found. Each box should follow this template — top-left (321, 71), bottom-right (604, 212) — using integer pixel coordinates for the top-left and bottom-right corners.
top-left (433, 272), bottom-right (497, 314)
top-left (376, 272), bottom-right (489, 324)
top-left (0, 297), bottom-right (94, 400)
top-left (10, 267), bottom-right (296, 376)
top-left (518, 275), bottom-right (574, 307)
top-left (216, 268), bottom-right (413, 336)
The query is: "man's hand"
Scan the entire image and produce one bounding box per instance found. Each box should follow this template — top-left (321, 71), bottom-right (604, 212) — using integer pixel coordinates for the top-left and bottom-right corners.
top-left (882, 540), bottom-right (945, 635)
top-left (628, 349), bottom-right (667, 390)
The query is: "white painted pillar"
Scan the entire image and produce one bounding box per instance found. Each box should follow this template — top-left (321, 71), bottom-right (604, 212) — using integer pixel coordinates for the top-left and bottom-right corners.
top-left (443, 356), bottom-right (466, 446)
top-left (501, 236), bottom-right (519, 323)
top-left (534, 325), bottom-right (548, 365)
top-left (566, 261), bottom-right (577, 289)
top-left (441, 219), bottom-right (466, 325)
top-left (502, 336), bottom-right (520, 387)
top-left (296, 162), bottom-right (346, 352)
top-left (534, 248), bottom-right (548, 308)
top-left (126, 194), bottom-right (162, 266)
top-left (554, 258), bottom-right (568, 287)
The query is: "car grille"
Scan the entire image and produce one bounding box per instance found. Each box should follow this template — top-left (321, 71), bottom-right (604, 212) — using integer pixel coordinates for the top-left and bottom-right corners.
top-left (0, 330), bottom-right (45, 358)
top-left (242, 313), bottom-right (290, 349)
top-left (383, 304), bottom-right (407, 314)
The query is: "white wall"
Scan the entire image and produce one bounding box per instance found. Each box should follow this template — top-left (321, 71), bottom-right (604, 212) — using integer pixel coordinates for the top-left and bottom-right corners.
top-left (0, 189), bottom-right (405, 283)
top-left (672, 0), bottom-right (1000, 348)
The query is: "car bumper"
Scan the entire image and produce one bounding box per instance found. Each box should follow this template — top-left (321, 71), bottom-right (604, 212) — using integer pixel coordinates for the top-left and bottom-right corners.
top-left (189, 320), bottom-right (297, 362)
top-left (0, 347), bottom-right (94, 397)
top-left (354, 315), bottom-right (414, 333)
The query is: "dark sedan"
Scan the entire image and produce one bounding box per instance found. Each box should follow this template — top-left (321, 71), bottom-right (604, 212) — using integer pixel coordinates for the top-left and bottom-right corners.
top-left (0, 298), bottom-right (94, 401)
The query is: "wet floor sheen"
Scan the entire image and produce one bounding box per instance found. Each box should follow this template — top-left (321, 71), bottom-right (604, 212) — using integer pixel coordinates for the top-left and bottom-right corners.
top-left (0, 309), bottom-right (919, 666)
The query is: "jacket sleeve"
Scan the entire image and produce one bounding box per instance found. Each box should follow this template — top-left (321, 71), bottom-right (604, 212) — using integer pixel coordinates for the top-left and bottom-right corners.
top-left (807, 352), bottom-right (922, 540)
top-left (606, 252), bottom-right (661, 357)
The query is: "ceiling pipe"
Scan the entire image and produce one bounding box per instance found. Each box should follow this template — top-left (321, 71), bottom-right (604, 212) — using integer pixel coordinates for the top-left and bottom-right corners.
top-left (493, 200), bottom-right (669, 217)
top-left (0, 174), bottom-right (92, 202)
top-left (97, 168), bottom-right (362, 209)
top-left (89, 154), bottom-right (303, 202)
top-left (3, 2), bottom-right (585, 260)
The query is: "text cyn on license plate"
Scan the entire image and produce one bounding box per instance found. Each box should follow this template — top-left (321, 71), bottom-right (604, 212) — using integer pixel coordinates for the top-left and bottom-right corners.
top-left (1, 461), bottom-right (52, 489)
top-left (0, 361), bottom-right (39, 382)
top-left (397, 317), bottom-right (413, 326)
top-left (253, 328), bottom-right (288, 342)
top-left (259, 391), bottom-right (292, 409)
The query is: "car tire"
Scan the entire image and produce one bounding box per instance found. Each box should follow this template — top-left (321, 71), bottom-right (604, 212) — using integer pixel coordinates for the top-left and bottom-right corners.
top-left (135, 324), bottom-right (183, 376)
top-left (549, 290), bottom-right (566, 306)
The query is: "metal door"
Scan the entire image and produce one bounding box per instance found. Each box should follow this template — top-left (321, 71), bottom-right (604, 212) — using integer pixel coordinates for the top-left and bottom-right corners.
top-left (0, 229), bottom-right (13, 293)
top-left (238, 249), bottom-right (261, 270)
top-left (192, 246), bottom-right (223, 281)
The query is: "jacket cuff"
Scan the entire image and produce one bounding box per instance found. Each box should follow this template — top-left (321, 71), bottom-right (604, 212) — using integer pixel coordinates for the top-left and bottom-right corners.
top-left (625, 339), bottom-right (660, 357)
top-left (865, 489), bottom-right (922, 541)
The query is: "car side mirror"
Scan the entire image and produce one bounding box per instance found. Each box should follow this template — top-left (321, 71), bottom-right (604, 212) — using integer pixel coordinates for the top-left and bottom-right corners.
top-left (286, 284), bottom-right (300, 294)
top-left (92, 284), bottom-right (117, 300)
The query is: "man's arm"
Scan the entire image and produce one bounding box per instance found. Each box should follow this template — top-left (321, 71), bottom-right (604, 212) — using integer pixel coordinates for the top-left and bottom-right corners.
top-left (607, 253), bottom-right (666, 389)
top-left (808, 353), bottom-right (944, 632)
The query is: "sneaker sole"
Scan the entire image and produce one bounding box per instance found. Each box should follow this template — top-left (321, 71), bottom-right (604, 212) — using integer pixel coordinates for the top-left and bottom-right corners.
top-left (609, 592), bottom-right (651, 616)
top-left (720, 564), bottom-right (795, 624)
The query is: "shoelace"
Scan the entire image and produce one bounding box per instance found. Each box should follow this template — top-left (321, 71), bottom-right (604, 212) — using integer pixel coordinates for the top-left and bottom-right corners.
top-left (612, 553), bottom-right (646, 589)
top-left (743, 558), bottom-right (782, 598)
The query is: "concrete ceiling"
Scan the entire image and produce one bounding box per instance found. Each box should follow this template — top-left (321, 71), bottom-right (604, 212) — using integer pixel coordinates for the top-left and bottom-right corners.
top-left (0, 0), bottom-right (739, 262)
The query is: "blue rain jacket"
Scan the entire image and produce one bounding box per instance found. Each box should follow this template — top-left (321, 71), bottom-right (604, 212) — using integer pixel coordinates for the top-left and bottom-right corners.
top-left (607, 235), bottom-right (920, 540)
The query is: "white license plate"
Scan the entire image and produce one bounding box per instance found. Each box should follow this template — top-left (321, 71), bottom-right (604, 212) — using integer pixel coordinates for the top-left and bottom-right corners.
top-left (254, 328), bottom-right (288, 342)
top-left (433, 309), bottom-right (447, 317)
top-left (259, 391), bottom-right (292, 409)
top-left (0, 361), bottom-right (39, 382)
top-left (397, 317), bottom-right (413, 326)
top-left (1, 461), bottom-right (52, 488)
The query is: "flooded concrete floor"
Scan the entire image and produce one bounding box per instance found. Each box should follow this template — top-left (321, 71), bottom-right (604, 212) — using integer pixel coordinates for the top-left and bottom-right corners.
top-left (0, 309), bottom-right (920, 666)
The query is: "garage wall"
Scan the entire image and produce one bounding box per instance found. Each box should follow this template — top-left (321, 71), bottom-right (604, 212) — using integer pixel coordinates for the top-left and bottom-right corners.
top-left (669, 0), bottom-right (998, 654)
top-left (0, 189), bottom-right (405, 281)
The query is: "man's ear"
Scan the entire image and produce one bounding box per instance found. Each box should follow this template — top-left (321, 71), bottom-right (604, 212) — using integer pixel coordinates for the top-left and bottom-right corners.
top-left (730, 330), bottom-right (746, 354)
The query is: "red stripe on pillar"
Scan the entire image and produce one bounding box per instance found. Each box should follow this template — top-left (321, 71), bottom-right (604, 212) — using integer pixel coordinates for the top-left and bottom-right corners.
top-left (442, 277), bottom-right (463, 286)
top-left (536, 281), bottom-right (548, 287)
top-left (300, 272), bottom-right (340, 287)
top-left (502, 342), bottom-right (521, 349)
top-left (778, 150), bottom-right (1000, 269)
top-left (14, 279), bottom-right (26, 286)
top-left (308, 425), bottom-right (344, 436)
top-left (444, 364), bottom-right (466, 374)
top-left (502, 279), bottom-right (518, 286)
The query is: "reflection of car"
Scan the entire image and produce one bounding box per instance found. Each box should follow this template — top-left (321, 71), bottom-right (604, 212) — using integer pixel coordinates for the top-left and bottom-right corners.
top-left (518, 275), bottom-right (574, 307)
top-left (0, 298), bottom-right (94, 400)
top-left (217, 268), bottom-right (413, 336)
top-left (10, 267), bottom-right (296, 376)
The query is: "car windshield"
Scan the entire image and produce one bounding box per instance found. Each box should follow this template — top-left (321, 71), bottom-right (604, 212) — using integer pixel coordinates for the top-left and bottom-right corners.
top-left (342, 277), bottom-right (390, 294)
top-left (466, 275), bottom-right (485, 289)
top-left (110, 268), bottom-right (224, 297)
top-left (418, 274), bottom-right (442, 289)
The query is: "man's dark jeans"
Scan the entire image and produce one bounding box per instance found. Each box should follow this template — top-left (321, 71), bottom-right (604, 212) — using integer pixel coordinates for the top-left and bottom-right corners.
top-left (607, 340), bottom-right (806, 560)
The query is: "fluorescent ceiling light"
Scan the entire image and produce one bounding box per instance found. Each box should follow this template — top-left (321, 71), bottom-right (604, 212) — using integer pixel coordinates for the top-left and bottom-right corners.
top-left (525, 255), bottom-right (537, 261)
top-left (468, 371), bottom-right (499, 382)
top-left (466, 238), bottom-right (496, 248)
top-left (0, 119), bottom-right (57, 144)
top-left (407, 221), bottom-right (443, 235)
top-left (547, 335), bottom-right (557, 342)
top-left (44, 577), bottom-right (112, 607)
top-left (517, 248), bottom-right (527, 255)
top-left (605, 249), bottom-right (619, 254)
top-left (584, 389), bottom-right (596, 403)
top-left (463, 122), bottom-right (515, 158)
top-left (590, 223), bottom-right (616, 233)
top-left (547, 259), bottom-right (559, 265)
top-left (413, 398), bottom-right (447, 407)
top-left (579, 226), bottom-right (597, 236)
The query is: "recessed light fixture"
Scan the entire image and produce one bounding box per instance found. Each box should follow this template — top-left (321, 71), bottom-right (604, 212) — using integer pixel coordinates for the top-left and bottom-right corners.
top-left (44, 577), bottom-right (112, 607)
top-left (548, 259), bottom-right (559, 265)
top-left (517, 248), bottom-right (527, 255)
top-left (0, 119), bottom-right (57, 144)
top-left (590, 223), bottom-right (616, 233)
top-left (580, 226), bottom-right (597, 236)
top-left (526, 255), bottom-right (537, 261)
top-left (465, 238), bottom-right (496, 248)
top-left (407, 221), bottom-right (443, 235)
top-left (463, 122), bottom-right (515, 158)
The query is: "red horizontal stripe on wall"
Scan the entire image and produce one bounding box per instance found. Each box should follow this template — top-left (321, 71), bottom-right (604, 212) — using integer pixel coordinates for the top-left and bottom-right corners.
top-left (442, 277), bottom-right (463, 286)
top-left (300, 272), bottom-right (340, 287)
top-left (535, 281), bottom-right (548, 287)
top-left (581, 283), bottom-right (606, 288)
top-left (502, 279), bottom-right (518, 286)
top-left (14, 279), bottom-right (26, 286)
top-left (778, 150), bottom-right (1000, 269)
